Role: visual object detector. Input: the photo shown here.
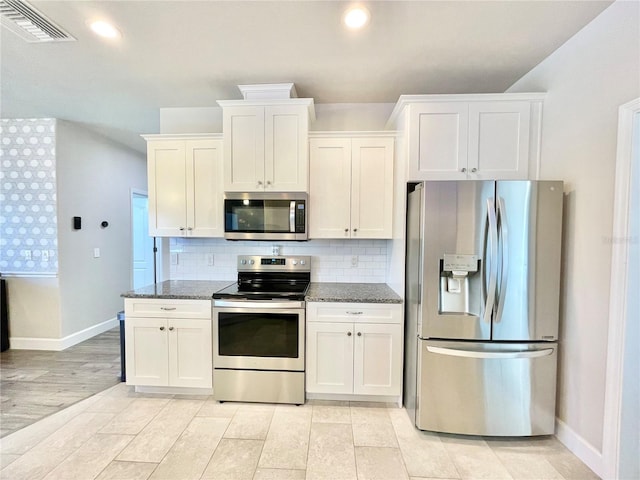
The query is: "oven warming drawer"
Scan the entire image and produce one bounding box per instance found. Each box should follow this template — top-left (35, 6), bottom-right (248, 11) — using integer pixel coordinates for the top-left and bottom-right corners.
top-left (213, 369), bottom-right (305, 404)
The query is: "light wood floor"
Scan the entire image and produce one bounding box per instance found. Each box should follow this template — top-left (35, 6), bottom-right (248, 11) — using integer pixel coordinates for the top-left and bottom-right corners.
top-left (0, 328), bottom-right (122, 438)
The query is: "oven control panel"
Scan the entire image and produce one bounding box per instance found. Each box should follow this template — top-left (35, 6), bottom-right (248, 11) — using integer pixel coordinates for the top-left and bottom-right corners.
top-left (237, 255), bottom-right (311, 272)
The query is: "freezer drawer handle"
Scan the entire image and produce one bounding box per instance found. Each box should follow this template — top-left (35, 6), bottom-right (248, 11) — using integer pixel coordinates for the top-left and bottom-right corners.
top-left (426, 345), bottom-right (554, 359)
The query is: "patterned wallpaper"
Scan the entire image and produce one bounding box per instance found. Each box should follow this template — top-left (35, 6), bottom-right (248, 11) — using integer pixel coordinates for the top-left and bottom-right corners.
top-left (0, 118), bottom-right (58, 274)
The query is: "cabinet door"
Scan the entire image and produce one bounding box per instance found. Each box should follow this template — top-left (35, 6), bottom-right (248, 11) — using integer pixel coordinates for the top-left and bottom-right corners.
top-left (265, 105), bottom-right (308, 192)
top-left (168, 319), bottom-right (212, 388)
top-left (353, 323), bottom-right (402, 396)
top-left (351, 137), bottom-right (394, 239)
top-left (409, 103), bottom-right (468, 180)
top-left (306, 322), bottom-right (354, 394)
top-left (147, 141), bottom-right (187, 236)
top-left (186, 139), bottom-right (224, 237)
top-left (468, 101), bottom-right (530, 179)
top-left (223, 106), bottom-right (265, 191)
top-left (125, 318), bottom-right (169, 386)
top-left (309, 138), bottom-right (352, 239)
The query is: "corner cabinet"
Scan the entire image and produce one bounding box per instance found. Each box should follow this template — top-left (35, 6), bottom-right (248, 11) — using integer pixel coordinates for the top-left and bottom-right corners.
top-left (309, 134), bottom-right (394, 239)
top-left (388, 94), bottom-right (544, 181)
top-left (144, 135), bottom-right (224, 237)
top-left (218, 100), bottom-right (314, 192)
top-left (306, 302), bottom-right (403, 398)
top-left (124, 298), bottom-right (212, 390)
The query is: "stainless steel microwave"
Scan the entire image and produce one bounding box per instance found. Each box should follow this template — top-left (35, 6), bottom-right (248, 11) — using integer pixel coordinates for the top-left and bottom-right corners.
top-left (224, 192), bottom-right (308, 241)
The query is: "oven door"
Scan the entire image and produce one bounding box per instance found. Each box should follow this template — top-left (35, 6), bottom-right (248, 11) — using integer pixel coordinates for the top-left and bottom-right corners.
top-left (213, 302), bottom-right (305, 371)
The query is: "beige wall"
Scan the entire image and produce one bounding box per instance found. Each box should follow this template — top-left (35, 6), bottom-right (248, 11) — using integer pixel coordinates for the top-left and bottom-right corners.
top-left (6, 277), bottom-right (61, 340)
top-left (507, 0), bottom-right (640, 460)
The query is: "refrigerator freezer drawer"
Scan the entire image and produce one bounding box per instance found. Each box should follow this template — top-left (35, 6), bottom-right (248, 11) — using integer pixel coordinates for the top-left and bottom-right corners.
top-left (417, 340), bottom-right (557, 436)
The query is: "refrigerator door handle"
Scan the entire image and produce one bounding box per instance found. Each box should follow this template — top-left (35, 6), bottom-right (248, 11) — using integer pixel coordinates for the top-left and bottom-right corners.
top-left (426, 345), bottom-right (554, 359)
top-left (483, 197), bottom-right (498, 323)
top-left (494, 196), bottom-right (509, 324)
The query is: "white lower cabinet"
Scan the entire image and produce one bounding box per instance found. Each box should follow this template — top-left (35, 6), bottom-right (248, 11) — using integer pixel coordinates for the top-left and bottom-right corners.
top-left (124, 299), bottom-right (212, 389)
top-left (306, 302), bottom-right (403, 397)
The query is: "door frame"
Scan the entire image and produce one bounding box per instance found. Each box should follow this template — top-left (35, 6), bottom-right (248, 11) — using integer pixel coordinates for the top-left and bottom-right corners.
top-left (603, 97), bottom-right (640, 479)
top-left (130, 188), bottom-right (159, 288)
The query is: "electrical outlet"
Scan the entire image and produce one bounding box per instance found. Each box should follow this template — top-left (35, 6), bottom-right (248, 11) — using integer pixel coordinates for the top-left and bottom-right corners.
top-left (351, 255), bottom-right (358, 267)
top-left (41, 250), bottom-right (49, 262)
top-left (207, 254), bottom-right (214, 266)
top-left (24, 250), bottom-right (32, 260)
top-left (93, 247), bottom-right (100, 258)
top-left (170, 253), bottom-right (178, 265)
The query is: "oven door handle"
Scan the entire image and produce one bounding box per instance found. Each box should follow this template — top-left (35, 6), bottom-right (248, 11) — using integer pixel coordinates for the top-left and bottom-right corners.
top-left (213, 300), bottom-right (305, 309)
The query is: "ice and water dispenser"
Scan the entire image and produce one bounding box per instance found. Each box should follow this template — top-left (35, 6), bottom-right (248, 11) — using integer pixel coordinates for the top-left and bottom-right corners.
top-left (439, 254), bottom-right (480, 315)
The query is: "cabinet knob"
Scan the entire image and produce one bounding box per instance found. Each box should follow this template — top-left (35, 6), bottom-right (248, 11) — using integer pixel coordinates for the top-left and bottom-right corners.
top-left (179, 227), bottom-right (185, 231)
top-left (347, 331), bottom-right (352, 336)
top-left (353, 228), bottom-right (358, 233)
top-left (159, 326), bottom-right (165, 331)
top-left (257, 181), bottom-right (263, 186)
top-left (471, 168), bottom-right (477, 173)
top-left (187, 227), bottom-right (193, 231)
top-left (168, 326), bottom-right (174, 331)
top-left (461, 168), bottom-right (467, 173)
top-left (357, 332), bottom-right (362, 336)
top-left (266, 181), bottom-right (271, 186)
top-left (345, 228), bottom-right (349, 233)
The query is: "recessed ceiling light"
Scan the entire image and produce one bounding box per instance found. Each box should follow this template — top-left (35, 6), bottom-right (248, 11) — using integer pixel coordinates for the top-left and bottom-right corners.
top-left (89, 20), bottom-right (121, 39)
top-left (343, 6), bottom-right (370, 30)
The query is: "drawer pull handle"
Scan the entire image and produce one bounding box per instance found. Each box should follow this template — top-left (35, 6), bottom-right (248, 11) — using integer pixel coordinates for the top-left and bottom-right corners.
top-left (347, 311), bottom-right (363, 315)
top-left (357, 332), bottom-right (362, 336)
top-left (168, 326), bottom-right (174, 331)
top-left (159, 326), bottom-right (165, 331)
top-left (347, 332), bottom-right (352, 336)
top-left (161, 307), bottom-right (177, 311)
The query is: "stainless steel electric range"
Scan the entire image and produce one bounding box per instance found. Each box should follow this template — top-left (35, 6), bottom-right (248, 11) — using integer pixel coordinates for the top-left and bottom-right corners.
top-left (212, 255), bottom-right (311, 404)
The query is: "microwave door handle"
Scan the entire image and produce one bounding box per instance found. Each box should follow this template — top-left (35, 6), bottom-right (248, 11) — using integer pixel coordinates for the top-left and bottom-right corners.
top-left (290, 201), bottom-right (296, 233)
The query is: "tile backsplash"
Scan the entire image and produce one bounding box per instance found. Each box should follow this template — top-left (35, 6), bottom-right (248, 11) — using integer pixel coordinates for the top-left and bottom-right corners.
top-left (169, 238), bottom-right (389, 283)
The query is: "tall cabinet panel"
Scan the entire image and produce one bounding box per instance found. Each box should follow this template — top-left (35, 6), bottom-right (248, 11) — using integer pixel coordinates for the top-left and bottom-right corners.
top-left (223, 106), bottom-right (266, 191)
top-left (308, 137), bottom-right (352, 238)
top-left (147, 140), bottom-right (187, 237)
top-left (265, 105), bottom-right (309, 191)
top-left (351, 137), bottom-right (394, 238)
top-left (468, 101), bottom-right (531, 179)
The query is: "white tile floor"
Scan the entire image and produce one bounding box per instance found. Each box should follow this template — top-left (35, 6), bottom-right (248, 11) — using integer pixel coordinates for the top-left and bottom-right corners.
top-left (0, 383), bottom-right (600, 480)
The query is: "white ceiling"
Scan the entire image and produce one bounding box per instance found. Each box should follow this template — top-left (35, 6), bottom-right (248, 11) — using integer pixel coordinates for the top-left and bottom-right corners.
top-left (0, 0), bottom-right (614, 153)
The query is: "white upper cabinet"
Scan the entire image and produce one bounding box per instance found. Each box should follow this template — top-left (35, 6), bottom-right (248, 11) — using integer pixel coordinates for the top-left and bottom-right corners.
top-left (145, 135), bottom-right (223, 237)
top-left (219, 100), bottom-right (314, 192)
top-left (309, 134), bottom-right (394, 239)
top-left (389, 94), bottom-right (543, 181)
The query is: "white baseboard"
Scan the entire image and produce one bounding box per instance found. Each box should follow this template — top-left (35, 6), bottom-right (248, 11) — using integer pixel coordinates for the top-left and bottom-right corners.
top-left (9, 317), bottom-right (119, 351)
top-left (555, 417), bottom-right (604, 478)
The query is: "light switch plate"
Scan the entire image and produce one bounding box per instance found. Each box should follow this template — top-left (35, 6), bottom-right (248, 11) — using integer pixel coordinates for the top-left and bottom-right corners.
top-left (93, 247), bottom-right (100, 258)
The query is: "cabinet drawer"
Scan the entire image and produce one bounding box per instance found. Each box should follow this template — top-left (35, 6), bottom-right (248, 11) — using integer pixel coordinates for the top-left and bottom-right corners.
top-left (306, 302), bottom-right (402, 324)
top-left (124, 298), bottom-right (211, 319)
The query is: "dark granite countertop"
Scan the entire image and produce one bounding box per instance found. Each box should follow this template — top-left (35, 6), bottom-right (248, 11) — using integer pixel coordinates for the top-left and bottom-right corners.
top-left (122, 280), bottom-right (402, 304)
top-left (121, 280), bottom-right (234, 300)
top-left (305, 282), bottom-right (402, 304)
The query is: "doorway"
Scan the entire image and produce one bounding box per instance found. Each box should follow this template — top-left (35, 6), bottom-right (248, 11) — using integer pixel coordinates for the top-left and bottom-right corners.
top-left (131, 190), bottom-right (156, 289)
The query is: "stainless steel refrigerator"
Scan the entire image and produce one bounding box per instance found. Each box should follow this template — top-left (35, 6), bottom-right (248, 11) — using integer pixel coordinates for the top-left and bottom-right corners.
top-left (404, 180), bottom-right (563, 436)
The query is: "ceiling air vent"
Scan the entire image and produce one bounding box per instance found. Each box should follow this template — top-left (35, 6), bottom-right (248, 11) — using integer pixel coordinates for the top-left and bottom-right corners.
top-left (0, 0), bottom-right (75, 42)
